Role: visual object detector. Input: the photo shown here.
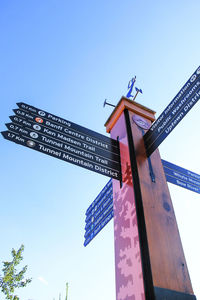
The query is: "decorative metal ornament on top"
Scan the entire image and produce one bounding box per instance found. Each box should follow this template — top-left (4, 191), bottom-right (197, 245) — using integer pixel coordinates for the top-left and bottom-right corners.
top-left (126, 76), bottom-right (143, 101)
top-left (103, 76), bottom-right (143, 109)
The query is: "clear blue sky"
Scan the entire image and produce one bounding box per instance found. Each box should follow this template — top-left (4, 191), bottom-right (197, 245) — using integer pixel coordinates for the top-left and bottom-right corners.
top-left (0, 1), bottom-right (200, 299)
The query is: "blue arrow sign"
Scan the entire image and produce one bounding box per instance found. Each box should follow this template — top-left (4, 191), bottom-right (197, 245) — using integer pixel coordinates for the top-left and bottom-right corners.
top-left (85, 193), bottom-right (113, 229)
top-left (85, 201), bottom-right (113, 238)
top-left (86, 179), bottom-right (112, 216)
top-left (162, 159), bottom-right (200, 194)
top-left (84, 179), bottom-right (113, 246)
top-left (84, 210), bottom-right (114, 247)
top-left (164, 174), bottom-right (200, 194)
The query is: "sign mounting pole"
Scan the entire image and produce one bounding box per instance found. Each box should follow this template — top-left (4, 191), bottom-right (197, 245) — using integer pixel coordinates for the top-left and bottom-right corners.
top-left (105, 97), bottom-right (196, 300)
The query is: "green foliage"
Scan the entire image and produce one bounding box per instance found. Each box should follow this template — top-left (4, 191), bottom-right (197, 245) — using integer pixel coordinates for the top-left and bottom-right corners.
top-left (0, 245), bottom-right (32, 300)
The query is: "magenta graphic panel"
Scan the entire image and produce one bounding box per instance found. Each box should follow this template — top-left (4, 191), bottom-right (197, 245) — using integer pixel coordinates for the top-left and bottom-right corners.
top-left (111, 113), bottom-right (145, 300)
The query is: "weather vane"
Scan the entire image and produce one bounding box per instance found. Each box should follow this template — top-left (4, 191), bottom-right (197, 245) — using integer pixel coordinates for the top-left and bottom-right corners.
top-left (103, 75), bottom-right (143, 108)
top-left (126, 76), bottom-right (143, 100)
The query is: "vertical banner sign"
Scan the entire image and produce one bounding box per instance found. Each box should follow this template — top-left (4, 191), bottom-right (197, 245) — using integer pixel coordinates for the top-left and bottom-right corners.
top-left (144, 66), bottom-right (200, 156)
top-left (1, 103), bottom-right (122, 180)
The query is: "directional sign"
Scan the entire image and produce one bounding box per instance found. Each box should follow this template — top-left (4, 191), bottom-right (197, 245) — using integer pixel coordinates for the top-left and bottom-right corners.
top-left (85, 200), bottom-right (113, 238)
top-left (1, 130), bottom-right (119, 178)
top-left (85, 193), bottom-right (113, 229)
top-left (16, 102), bottom-right (119, 153)
top-left (84, 179), bottom-right (113, 246)
top-left (5, 123), bottom-right (120, 172)
top-left (12, 108), bottom-right (119, 155)
top-left (84, 210), bottom-right (114, 247)
top-left (9, 115), bottom-right (120, 162)
top-left (162, 159), bottom-right (200, 194)
top-left (86, 179), bottom-right (112, 216)
top-left (1, 103), bottom-right (122, 180)
top-left (1, 130), bottom-right (121, 180)
top-left (144, 66), bottom-right (200, 156)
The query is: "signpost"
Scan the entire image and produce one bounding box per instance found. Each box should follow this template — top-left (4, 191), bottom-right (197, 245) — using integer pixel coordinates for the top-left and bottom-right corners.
top-left (1, 67), bottom-right (199, 300)
top-left (144, 66), bottom-right (200, 156)
top-left (105, 97), bottom-right (197, 300)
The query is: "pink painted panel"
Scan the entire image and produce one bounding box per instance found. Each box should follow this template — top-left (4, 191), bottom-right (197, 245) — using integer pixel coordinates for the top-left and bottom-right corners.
top-left (111, 112), bottom-right (145, 300)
